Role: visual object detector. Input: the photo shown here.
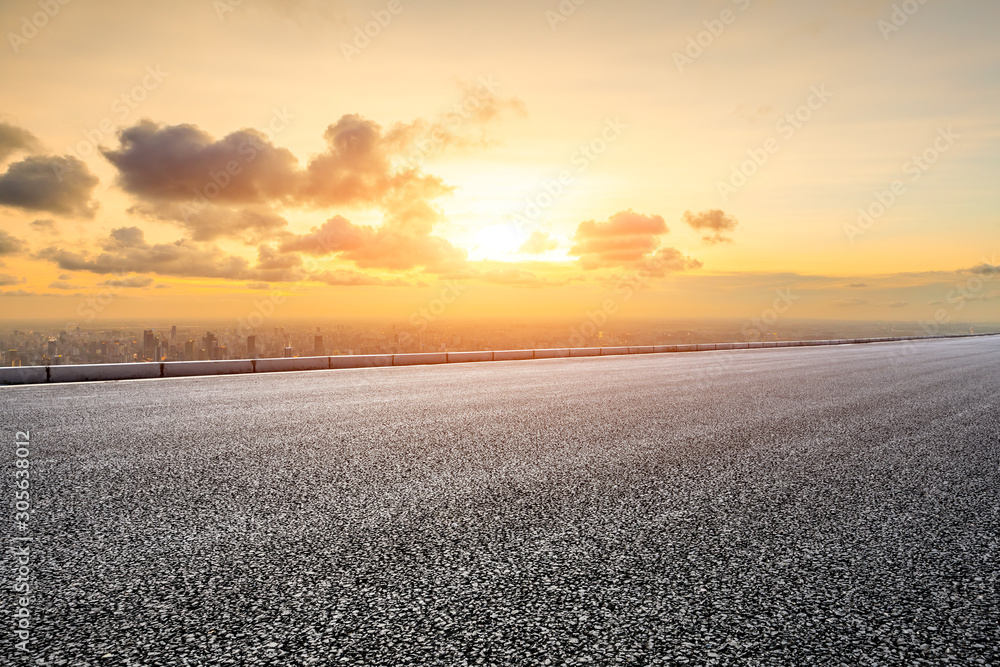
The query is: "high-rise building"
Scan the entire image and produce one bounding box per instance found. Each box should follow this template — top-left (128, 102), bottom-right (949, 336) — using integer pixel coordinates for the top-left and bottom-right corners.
top-left (143, 330), bottom-right (155, 361)
top-left (184, 340), bottom-right (195, 360)
top-left (247, 335), bottom-right (257, 359)
top-left (314, 334), bottom-right (324, 356)
top-left (170, 326), bottom-right (177, 345)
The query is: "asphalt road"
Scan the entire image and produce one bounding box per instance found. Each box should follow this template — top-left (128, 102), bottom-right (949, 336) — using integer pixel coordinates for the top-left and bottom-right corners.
top-left (3, 337), bottom-right (999, 666)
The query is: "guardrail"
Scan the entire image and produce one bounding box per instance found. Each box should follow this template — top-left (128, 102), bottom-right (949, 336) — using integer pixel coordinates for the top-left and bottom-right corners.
top-left (1, 332), bottom-right (997, 386)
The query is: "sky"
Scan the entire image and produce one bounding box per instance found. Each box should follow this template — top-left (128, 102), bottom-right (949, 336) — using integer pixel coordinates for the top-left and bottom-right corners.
top-left (0, 0), bottom-right (998, 326)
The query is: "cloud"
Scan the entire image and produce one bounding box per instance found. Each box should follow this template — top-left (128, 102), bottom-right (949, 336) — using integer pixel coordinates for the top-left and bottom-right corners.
top-left (683, 209), bottom-right (739, 244)
top-left (128, 204), bottom-right (289, 244)
top-left (0, 273), bottom-right (24, 286)
top-left (36, 227), bottom-right (303, 282)
top-left (246, 282), bottom-right (271, 290)
top-left (0, 122), bottom-right (41, 162)
top-left (0, 230), bottom-right (27, 256)
top-left (299, 114), bottom-right (453, 209)
top-left (103, 120), bottom-right (300, 205)
top-left (833, 298), bottom-right (870, 307)
top-left (30, 219), bottom-right (58, 234)
top-left (279, 214), bottom-right (466, 271)
top-left (98, 276), bottom-right (155, 288)
top-left (312, 269), bottom-right (404, 287)
top-left (519, 231), bottom-right (558, 255)
top-left (49, 280), bottom-right (83, 290)
top-left (0, 155), bottom-right (99, 217)
top-left (888, 301), bottom-right (909, 308)
top-left (848, 283), bottom-right (868, 288)
top-left (569, 210), bottom-right (672, 269)
top-left (968, 263), bottom-right (1000, 275)
top-left (0, 289), bottom-right (38, 297)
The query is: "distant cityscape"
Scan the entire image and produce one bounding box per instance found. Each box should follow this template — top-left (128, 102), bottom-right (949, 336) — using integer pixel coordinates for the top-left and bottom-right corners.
top-left (2, 318), bottom-right (998, 368)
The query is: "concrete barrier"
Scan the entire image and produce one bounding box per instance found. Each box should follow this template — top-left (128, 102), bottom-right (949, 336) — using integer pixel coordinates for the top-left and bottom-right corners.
top-left (163, 360), bottom-right (253, 377)
top-left (447, 351), bottom-right (493, 364)
top-left (254, 357), bottom-right (328, 374)
top-left (392, 353), bottom-right (448, 366)
top-left (493, 350), bottom-right (534, 362)
top-left (0, 366), bottom-right (47, 385)
top-left (6, 332), bottom-right (998, 386)
top-left (330, 355), bottom-right (392, 369)
top-left (534, 348), bottom-right (570, 359)
top-left (50, 362), bottom-right (161, 383)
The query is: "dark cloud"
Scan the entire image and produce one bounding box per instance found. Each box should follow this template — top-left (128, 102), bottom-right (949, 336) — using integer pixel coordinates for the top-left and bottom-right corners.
top-left (0, 155), bottom-right (99, 217)
top-left (0, 122), bottom-right (41, 162)
top-left (683, 209), bottom-right (739, 244)
top-left (0, 229), bottom-right (27, 256)
top-left (0, 273), bottom-right (24, 286)
top-left (103, 120), bottom-right (300, 204)
top-left (569, 210), bottom-right (671, 270)
top-left (519, 231), bottom-right (558, 255)
top-left (968, 263), bottom-right (1000, 275)
top-left (848, 283), bottom-right (868, 288)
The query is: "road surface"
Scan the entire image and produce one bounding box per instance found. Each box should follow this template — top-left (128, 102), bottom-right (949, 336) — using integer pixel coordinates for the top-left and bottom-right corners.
top-left (3, 337), bottom-right (999, 665)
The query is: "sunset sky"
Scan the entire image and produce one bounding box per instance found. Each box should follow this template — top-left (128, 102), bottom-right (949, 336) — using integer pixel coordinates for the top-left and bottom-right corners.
top-left (1, 0), bottom-right (998, 324)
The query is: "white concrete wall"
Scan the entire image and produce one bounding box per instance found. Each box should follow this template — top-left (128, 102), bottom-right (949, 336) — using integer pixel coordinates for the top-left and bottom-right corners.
top-left (330, 355), bottom-right (392, 369)
top-left (393, 353), bottom-right (448, 366)
top-left (447, 351), bottom-right (494, 363)
top-left (254, 357), bottom-right (328, 373)
top-left (0, 366), bottom-right (47, 385)
top-left (493, 350), bottom-right (534, 361)
top-left (162, 360), bottom-right (253, 377)
top-left (50, 362), bottom-right (161, 383)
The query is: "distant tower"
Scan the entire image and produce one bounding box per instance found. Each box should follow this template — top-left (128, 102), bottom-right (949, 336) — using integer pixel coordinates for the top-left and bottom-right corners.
top-left (247, 335), bottom-right (257, 359)
top-left (143, 330), bottom-right (155, 361)
top-left (314, 334), bottom-right (324, 356)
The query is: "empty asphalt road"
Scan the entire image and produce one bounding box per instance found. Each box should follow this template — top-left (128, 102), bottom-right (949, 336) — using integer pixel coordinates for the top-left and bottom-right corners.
top-left (3, 337), bottom-right (999, 665)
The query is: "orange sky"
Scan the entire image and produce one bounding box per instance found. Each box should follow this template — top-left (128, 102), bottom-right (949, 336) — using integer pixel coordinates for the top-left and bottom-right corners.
top-left (1, 0), bottom-right (998, 325)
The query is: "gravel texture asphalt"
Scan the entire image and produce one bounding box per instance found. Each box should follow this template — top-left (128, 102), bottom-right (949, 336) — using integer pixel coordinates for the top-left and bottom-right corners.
top-left (2, 337), bottom-right (999, 666)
